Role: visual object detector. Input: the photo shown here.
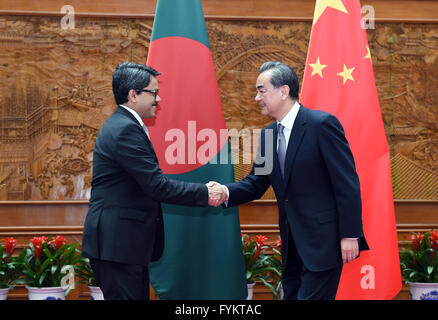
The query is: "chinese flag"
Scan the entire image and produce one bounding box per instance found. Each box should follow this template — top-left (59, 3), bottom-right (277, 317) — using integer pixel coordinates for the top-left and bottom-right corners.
top-left (300, 0), bottom-right (401, 299)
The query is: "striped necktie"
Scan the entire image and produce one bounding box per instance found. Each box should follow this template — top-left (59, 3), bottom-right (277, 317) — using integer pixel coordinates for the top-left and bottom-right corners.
top-left (277, 123), bottom-right (286, 178)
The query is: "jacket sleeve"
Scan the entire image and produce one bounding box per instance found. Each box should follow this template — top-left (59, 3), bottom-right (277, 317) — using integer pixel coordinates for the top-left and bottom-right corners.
top-left (114, 124), bottom-right (208, 207)
top-left (318, 114), bottom-right (364, 239)
top-left (226, 129), bottom-right (271, 207)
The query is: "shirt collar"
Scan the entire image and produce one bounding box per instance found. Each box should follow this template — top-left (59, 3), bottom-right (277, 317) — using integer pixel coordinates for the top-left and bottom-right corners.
top-left (119, 104), bottom-right (145, 127)
top-left (277, 101), bottom-right (300, 131)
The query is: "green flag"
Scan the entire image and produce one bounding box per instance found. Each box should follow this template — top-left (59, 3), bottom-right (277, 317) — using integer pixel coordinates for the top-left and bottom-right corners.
top-left (145, 0), bottom-right (247, 299)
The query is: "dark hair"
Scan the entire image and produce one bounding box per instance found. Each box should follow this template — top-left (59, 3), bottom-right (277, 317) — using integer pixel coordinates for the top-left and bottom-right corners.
top-left (259, 61), bottom-right (299, 99)
top-left (112, 62), bottom-right (161, 105)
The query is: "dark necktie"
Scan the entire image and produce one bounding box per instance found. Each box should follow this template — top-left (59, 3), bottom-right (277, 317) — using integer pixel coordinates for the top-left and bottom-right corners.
top-left (277, 123), bottom-right (286, 178)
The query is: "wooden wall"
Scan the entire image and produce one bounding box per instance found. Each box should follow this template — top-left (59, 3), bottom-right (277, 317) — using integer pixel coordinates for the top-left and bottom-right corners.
top-left (1, 0), bottom-right (438, 21)
top-left (0, 0), bottom-right (437, 300)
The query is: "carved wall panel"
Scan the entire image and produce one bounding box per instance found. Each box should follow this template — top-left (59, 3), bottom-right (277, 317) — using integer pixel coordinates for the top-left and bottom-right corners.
top-left (0, 15), bottom-right (436, 200)
top-left (0, 16), bottom-right (153, 200)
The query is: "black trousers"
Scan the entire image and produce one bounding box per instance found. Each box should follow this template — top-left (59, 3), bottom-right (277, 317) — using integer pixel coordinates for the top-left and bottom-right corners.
top-left (281, 229), bottom-right (343, 300)
top-left (90, 258), bottom-right (150, 300)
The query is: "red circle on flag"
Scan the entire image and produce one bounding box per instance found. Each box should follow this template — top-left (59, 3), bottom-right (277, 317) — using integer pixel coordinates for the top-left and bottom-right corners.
top-left (145, 36), bottom-right (227, 174)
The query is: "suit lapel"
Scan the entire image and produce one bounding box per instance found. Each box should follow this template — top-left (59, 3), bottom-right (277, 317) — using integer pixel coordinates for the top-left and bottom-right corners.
top-left (116, 106), bottom-right (159, 162)
top-left (283, 105), bottom-right (307, 188)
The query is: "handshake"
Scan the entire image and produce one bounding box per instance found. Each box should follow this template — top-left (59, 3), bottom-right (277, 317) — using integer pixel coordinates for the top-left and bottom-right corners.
top-left (206, 181), bottom-right (228, 207)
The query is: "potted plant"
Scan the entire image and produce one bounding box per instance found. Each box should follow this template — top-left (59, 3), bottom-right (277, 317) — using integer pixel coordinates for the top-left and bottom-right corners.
top-left (0, 237), bottom-right (21, 300)
top-left (75, 257), bottom-right (104, 300)
top-left (399, 230), bottom-right (438, 300)
top-left (241, 233), bottom-right (280, 299)
top-left (16, 235), bottom-right (82, 300)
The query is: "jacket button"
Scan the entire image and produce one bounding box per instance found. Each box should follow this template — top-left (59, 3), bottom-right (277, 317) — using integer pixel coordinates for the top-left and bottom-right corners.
top-left (285, 199), bottom-right (289, 202)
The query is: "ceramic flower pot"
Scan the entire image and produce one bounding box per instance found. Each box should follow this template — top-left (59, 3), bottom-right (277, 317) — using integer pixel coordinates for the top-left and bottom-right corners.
top-left (0, 288), bottom-right (9, 300)
top-left (26, 286), bottom-right (67, 300)
top-left (89, 286), bottom-right (104, 300)
top-left (246, 282), bottom-right (256, 300)
top-left (408, 282), bottom-right (438, 300)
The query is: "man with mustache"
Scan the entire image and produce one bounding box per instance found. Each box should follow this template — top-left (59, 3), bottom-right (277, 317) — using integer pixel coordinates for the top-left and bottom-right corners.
top-left (82, 62), bottom-right (223, 300)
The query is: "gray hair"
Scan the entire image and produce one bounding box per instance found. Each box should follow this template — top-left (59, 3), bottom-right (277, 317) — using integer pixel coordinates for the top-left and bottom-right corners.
top-left (259, 61), bottom-right (299, 99)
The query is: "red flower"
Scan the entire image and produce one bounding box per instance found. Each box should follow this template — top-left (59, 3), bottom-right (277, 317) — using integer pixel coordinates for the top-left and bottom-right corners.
top-left (411, 233), bottom-right (424, 251)
top-left (2, 237), bottom-right (16, 262)
top-left (48, 235), bottom-right (67, 250)
top-left (254, 235), bottom-right (268, 246)
top-left (276, 238), bottom-right (282, 247)
top-left (252, 235), bottom-right (268, 265)
top-left (30, 236), bottom-right (47, 259)
top-left (241, 233), bottom-right (250, 247)
top-left (430, 230), bottom-right (438, 251)
top-left (4, 237), bottom-right (16, 256)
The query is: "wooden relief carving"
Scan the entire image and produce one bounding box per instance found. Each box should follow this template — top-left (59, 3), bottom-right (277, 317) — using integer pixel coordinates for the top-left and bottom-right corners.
top-left (371, 24), bottom-right (438, 172)
top-left (0, 16), bottom-right (153, 200)
top-left (371, 24), bottom-right (438, 199)
top-left (0, 16), bottom-right (436, 200)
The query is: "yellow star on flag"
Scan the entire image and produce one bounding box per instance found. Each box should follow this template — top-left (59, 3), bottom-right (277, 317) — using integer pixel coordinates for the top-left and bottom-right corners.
top-left (313, 0), bottom-right (348, 25)
top-left (364, 45), bottom-right (372, 64)
top-left (309, 57), bottom-right (327, 78)
top-left (337, 64), bottom-right (355, 85)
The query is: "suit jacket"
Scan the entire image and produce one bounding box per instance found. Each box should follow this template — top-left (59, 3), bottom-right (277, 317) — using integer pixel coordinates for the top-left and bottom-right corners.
top-left (82, 106), bottom-right (208, 266)
top-left (226, 105), bottom-right (369, 272)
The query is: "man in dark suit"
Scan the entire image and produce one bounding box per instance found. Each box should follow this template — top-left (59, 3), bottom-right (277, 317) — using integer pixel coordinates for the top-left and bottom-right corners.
top-left (82, 62), bottom-right (222, 300)
top-left (210, 61), bottom-right (369, 300)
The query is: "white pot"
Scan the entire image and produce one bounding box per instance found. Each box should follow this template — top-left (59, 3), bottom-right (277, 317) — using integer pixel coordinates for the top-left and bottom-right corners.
top-left (409, 282), bottom-right (438, 300)
top-left (246, 282), bottom-right (256, 300)
top-left (0, 288), bottom-right (9, 300)
top-left (26, 286), bottom-right (67, 300)
top-left (89, 286), bottom-right (104, 300)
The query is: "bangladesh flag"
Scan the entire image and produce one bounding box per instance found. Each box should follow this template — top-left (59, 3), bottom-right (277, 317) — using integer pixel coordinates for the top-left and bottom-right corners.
top-left (145, 0), bottom-right (247, 299)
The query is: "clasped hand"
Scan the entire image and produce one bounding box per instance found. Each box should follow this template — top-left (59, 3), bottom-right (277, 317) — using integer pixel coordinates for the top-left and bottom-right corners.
top-left (206, 181), bottom-right (227, 207)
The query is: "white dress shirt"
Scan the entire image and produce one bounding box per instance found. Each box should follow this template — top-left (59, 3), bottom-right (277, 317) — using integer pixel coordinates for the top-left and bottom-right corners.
top-left (120, 104), bottom-right (149, 138)
top-left (277, 101), bottom-right (300, 151)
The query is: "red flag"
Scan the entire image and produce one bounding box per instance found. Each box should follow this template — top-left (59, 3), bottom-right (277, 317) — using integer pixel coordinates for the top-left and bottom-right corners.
top-left (300, 0), bottom-right (401, 299)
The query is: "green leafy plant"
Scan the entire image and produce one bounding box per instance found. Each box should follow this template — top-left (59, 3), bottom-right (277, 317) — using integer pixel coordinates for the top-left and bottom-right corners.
top-left (75, 257), bottom-right (99, 287)
top-left (241, 233), bottom-right (280, 296)
top-left (400, 230), bottom-right (438, 283)
top-left (267, 237), bottom-right (283, 299)
top-left (16, 235), bottom-right (82, 295)
top-left (0, 237), bottom-right (21, 289)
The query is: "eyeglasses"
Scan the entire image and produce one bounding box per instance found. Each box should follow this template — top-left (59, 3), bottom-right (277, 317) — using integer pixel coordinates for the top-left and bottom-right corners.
top-left (138, 89), bottom-right (159, 99)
